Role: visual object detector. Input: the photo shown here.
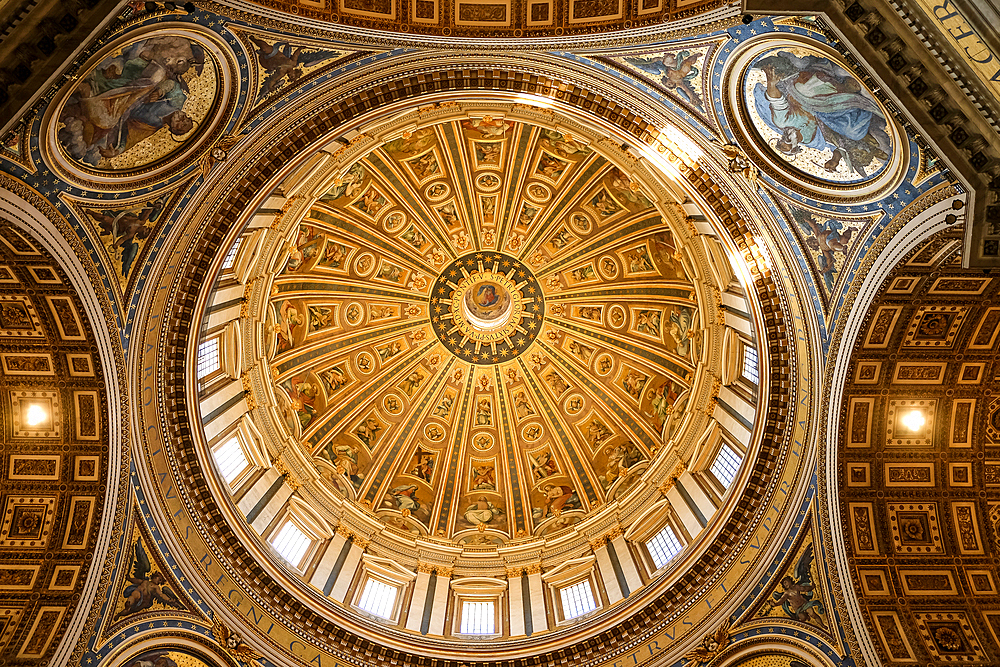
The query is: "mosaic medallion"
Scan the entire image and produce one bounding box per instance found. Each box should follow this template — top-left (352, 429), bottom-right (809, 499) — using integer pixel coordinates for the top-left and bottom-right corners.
top-left (728, 37), bottom-right (905, 201)
top-left (744, 45), bottom-right (892, 184)
top-left (42, 27), bottom-right (233, 187)
top-left (430, 252), bottom-right (542, 364)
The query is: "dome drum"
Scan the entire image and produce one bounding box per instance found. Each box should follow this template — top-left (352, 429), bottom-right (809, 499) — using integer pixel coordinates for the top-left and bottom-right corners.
top-left (182, 101), bottom-right (784, 656)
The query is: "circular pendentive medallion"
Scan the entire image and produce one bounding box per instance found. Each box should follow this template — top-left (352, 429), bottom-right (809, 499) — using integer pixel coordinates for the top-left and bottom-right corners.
top-left (43, 25), bottom-right (234, 188)
top-left (430, 252), bottom-right (542, 364)
top-left (727, 36), bottom-right (906, 202)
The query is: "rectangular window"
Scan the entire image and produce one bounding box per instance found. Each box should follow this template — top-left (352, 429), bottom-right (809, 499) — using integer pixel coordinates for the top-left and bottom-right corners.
top-left (559, 580), bottom-right (597, 620)
top-left (646, 524), bottom-right (683, 569)
top-left (711, 442), bottom-right (742, 489)
top-left (214, 436), bottom-right (250, 485)
top-left (742, 344), bottom-right (759, 385)
top-left (357, 578), bottom-right (398, 619)
top-left (197, 338), bottom-right (220, 380)
top-left (222, 237), bottom-right (243, 270)
top-left (460, 600), bottom-right (495, 634)
top-left (269, 521), bottom-right (312, 569)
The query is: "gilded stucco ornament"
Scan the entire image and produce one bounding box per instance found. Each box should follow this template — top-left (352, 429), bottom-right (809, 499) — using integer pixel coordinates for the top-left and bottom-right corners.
top-left (211, 613), bottom-right (263, 666)
top-left (683, 619), bottom-right (731, 666)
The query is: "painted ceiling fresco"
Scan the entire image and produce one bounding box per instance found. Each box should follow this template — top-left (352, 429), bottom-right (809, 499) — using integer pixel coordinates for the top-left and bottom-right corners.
top-left (264, 116), bottom-right (702, 541)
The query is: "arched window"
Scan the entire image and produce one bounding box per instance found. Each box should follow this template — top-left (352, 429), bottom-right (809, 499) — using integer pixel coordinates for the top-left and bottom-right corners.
top-left (646, 523), bottom-right (683, 569)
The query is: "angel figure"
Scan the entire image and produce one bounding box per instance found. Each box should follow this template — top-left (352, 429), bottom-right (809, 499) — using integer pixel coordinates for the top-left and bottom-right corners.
top-left (683, 620), bottom-right (731, 667)
top-left (115, 538), bottom-right (184, 619)
top-left (794, 210), bottom-right (855, 291)
top-left (212, 613), bottom-right (264, 665)
top-left (625, 51), bottom-right (704, 109)
top-left (248, 36), bottom-right (341, 95)
top-left (765, 543), bottom-right (825, 625)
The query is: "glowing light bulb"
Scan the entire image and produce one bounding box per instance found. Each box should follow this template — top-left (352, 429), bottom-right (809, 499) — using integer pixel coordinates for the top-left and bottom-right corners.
top-left (25, 404), bottom-right (47, 427)
top-left (901, 410), bottom-right (925, 432)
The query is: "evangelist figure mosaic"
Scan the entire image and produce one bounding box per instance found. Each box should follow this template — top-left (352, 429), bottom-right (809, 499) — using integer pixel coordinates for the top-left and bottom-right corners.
top-left (745, 46), bottom-right (891, 183)
top-left (56, 34), bottom-right (218, 171)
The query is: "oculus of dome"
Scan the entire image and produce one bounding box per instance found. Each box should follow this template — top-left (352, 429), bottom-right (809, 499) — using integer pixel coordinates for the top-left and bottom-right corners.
top-left (433, 252), bottom-right (543, 363)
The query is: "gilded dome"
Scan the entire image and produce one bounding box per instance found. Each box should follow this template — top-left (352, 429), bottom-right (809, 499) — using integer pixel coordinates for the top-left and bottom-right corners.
top-left (252, 109), bottom-right (718, 544)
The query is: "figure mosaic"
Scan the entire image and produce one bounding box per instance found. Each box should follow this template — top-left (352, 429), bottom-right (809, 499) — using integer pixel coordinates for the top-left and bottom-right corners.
top-left (622, 370), bottom-right (648, 399)
top-left (116, 537), bottom-right (184, 619)
top-left (58, 36), bottom-right (211, 168)
top-left (471, 465), bottom-right (496, 490)
top-left (545, 370), bottom-right (569, 395)
top-left (475, 398), bottom-right (493, 425)
top-left (247, 35), bottom-right (342, 96)
top-left (635, 309), bottom-right (661, 337)
top-left (86, 197), bottom-right (166, 282)
top-left (513, 390), bottom-right (535, 418)
top-left (529, 450), bottom-right (559, 480)
top-left (434, 393), bottom-right (454, 418)
top-left (462, 496), bottom-right (504, 527)
top-left (749, 48), bottom-right (891, 181)
top-left (319, 365), bottom-right (348, 394)
top-left (474, 141), bottom-right (502, 165)
top-left (668, 306), bottom-right (699, 361)
top-left (586, 418), bottom-right (613, 447)
top-left (786, 204), bottom-right (857, 292)
top-left (647, 380), bottom-right (678, 430)
top-left (591, 189), bottom-right (621, 218)
top-left (284, 225), bottom-right (323, 273)
top-left (354, 188), bottom-right (387, 217)
top-left (399, 369), bottom-right (425, 397)
top-left (627, 246), bottom-right (655, 273)
top-left (534, 484), bottom-right (582, 519)
top-left (536, 153), bottom-right (568, 179)
top-left (273, 300), bottom-right (303, 353)
top-left (328, 443), bottom-right (365, 489)
top-left (319, 241), bottom-right (348, 269)
top-left (538, 129), bottom-right (591, 158)
top-left (408, 448), bottom-right (435, 482)
top-left (383, 484), bottom-right (429, 523)
top-left (355, 416), bottom-right (381, 447)
top-left (762, 543), bottom-right (826, 626)
top-left (284, 377), bottom-right (318, 428)
top-left (599, 440), bottom-right (645, 490)
top-left (568, 340), bottom-right (594, 362)
top-left (548, 227), bottom-right (573, 251)
top-left (320, 163), bottom-right (365, 202)
top-left (407, 151), bottom-right (440, 179)
top-left (461, 117), bottom-right (514, 137)
top-left (624, 51), bottom-right (704, 109)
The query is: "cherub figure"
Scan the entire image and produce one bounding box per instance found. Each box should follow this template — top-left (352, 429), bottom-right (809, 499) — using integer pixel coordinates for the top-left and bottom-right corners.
top-left (765, 543), bottom-right (825, 625)
top-left (625, 51), bottom-right (704, 109)
top-left (793, 209), bottom-right (855, 291)
top-left (86, 199), bottom-right (164, 279)
top-left (116, 538), bottom-right (184, 619)
top-left (248, 35), bottom-right (341, 95)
